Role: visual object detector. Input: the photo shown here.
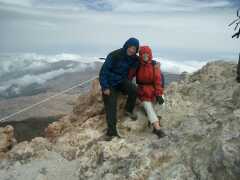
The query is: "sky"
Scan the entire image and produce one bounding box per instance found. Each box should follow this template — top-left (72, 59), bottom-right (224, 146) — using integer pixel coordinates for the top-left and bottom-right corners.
top-left (0, 0), bottom-right (239, 61)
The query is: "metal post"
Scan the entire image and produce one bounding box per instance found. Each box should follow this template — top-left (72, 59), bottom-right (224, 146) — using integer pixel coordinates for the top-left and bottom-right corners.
top-left (237, 53), bottom-right (240, 83)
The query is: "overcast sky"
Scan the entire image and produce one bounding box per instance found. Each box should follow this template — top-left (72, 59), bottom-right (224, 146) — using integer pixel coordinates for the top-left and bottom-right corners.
top-left (0, 0), bottom-right (239, 60)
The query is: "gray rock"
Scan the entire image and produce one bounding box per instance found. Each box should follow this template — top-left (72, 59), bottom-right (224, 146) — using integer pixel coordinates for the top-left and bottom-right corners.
top-left (0, 61), bottom-right (240, 180)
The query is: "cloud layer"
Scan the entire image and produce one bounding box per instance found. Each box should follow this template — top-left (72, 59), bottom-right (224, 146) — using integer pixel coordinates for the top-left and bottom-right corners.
top-left (0, 0), bottom-right (239, 60)
top-left (0, 0), bottom-right (238, 12)
top-left (0, 53), bottom-right (97, 96)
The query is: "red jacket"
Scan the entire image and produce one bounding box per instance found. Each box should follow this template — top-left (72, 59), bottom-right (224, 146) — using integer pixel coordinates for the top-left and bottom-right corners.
top-left (128, 46), bottom-right (164, 102)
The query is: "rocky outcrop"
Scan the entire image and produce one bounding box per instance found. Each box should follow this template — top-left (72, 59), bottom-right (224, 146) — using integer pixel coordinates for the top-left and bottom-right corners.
top-left (0, 125), bottom-right (16, 158)
top-left (0, 61), bottom-right (240, 180)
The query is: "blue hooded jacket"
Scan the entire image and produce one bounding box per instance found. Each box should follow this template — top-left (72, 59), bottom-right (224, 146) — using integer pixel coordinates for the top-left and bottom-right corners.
top-left (99, 38), bottom-right (139, 91)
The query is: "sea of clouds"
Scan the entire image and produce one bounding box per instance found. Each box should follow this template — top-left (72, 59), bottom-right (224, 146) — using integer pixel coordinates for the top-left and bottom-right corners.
top-left (0, 53), bottom-right (99, 96)
top-left (0, 53), bottom-right (208, 97)
top-left (154, 57), bottom-right (207, 74)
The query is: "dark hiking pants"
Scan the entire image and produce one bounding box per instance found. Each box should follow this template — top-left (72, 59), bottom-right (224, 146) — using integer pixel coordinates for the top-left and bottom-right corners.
top-left (102, 79), bottom-right (137, 136)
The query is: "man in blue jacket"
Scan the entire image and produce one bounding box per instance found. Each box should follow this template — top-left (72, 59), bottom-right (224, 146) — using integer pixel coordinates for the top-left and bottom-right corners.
top-left (99, 37), bottom-right (139, 140)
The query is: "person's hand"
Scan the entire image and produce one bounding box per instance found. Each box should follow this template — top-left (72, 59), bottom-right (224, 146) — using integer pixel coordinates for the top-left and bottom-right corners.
top-left (156, 96), bottom-right (164, 105)
top-left (103, 89), bottom-right (110, 95)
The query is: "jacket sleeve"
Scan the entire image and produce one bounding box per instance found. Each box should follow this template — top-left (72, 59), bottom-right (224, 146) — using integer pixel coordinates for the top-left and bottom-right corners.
top-left (128, 69), bottom-right (136, 81)
top-left (128, 58), bottom-right (139, 81)
top-left (99, 54), bottom-right (113, 91)
top-left (154, 63), bottom-right (164, 96)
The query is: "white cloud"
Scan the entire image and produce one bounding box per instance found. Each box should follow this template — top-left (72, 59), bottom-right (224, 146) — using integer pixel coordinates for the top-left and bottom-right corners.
top-left (0, 0), bottom-right (233, 14)
top-left (110, 0), bottom-right (231, 13)
top-left (0, 69), bottom-right (68, 93)
top-left (0, 66), bottom-right (96, 93)
top-left (154, 57), bottom-right (207, 74)
top-left (0, 0), bottom-right (32, 7)
top-left (0, 0), bottom-right (238, 60)
top-left (0, 53), bottom-right (98, 94)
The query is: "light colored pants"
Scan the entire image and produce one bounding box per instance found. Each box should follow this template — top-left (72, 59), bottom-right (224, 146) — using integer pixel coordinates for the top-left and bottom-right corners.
top-left (142, 101), bottom-right (159, 124)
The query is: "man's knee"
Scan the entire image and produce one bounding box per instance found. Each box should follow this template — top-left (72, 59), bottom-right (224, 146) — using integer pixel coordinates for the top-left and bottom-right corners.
top-left (103, 89), bottom-right (118, 104)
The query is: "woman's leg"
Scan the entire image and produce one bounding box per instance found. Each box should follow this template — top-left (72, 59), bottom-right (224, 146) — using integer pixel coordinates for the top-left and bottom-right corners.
top-left (142, 101), bottom-right (160, 128)
top-left (142, 101), bottom-right (165, 138)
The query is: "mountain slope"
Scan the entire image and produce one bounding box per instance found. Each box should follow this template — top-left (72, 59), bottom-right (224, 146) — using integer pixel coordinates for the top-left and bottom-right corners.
top-left (0, 61), bottom-right (240, 180)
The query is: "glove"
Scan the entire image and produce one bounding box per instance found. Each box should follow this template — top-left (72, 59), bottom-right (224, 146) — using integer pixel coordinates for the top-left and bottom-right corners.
top-left (156, 96), bottom-right (164, 105)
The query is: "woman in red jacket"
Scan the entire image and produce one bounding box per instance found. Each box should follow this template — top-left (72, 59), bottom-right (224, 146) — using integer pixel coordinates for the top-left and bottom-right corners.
top-left (129, 45), bottom-right (165, 138)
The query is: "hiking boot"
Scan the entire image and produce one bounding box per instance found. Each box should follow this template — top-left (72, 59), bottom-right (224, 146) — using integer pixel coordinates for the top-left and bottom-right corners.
top-left (152, 128), bottom-right (166, 138)
top-left (104, 130), bottom-right (122, 141)
top-left (104, 133), bottom-right (122, 141)
top-left (124, 111), bottom-right (138, 121)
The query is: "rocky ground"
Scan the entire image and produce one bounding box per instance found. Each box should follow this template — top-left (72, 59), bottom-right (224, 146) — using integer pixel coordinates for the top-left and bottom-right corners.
top-left (0, 61), bottom-right (239, 180)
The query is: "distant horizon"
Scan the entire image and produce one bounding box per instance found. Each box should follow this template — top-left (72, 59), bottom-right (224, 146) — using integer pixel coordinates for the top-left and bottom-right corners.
top-left (0, 50), bottom-right (238, 62)
top-left (0, 51), bottom-right (237, 77)
top-left (0, 41), bottom-right (239, 62)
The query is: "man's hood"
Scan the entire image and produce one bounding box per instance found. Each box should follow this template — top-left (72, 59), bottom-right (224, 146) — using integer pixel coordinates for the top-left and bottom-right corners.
top-left (122, 37), bottom-right (139, 55)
